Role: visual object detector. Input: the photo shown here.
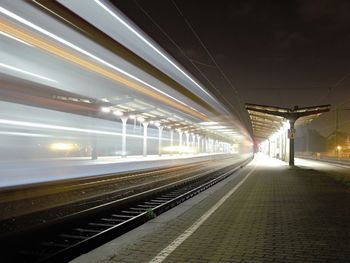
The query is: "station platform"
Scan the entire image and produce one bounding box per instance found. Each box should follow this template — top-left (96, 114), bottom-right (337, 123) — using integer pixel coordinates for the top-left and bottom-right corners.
top-left (71, 154), bottom-right (350, 263)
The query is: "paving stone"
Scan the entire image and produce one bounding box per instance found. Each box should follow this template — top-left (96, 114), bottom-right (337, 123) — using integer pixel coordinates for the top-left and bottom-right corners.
top-left (72, 157), bottom-right (350, 263)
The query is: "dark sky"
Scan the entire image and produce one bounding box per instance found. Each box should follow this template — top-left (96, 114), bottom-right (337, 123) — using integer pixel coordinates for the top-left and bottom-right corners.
top-left (113, 0), bottom-right (350, 136)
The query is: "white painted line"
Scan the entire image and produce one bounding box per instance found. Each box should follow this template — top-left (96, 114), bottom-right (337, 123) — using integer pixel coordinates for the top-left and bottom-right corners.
top-left (149, 162), bottom-right (256, 263)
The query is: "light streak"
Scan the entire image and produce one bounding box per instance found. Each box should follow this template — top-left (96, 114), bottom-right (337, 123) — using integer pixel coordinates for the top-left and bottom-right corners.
top-left (0, 119), bottom-right (164, 140)
top-left (0, 30), bottom-right (33, 46)
top-left (0, 7), bottom-right (207, 119)
top-left (0, 62), bottom-right (56, 82)
top-left (0, 131), bottom-right (51, 137)
top-left (94, 0), bottom-right (217, 102)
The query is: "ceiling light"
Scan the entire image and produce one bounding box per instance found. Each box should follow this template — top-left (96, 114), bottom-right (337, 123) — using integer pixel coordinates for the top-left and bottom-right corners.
top-left (113, 110), bottom-right (123, 116)
top-left (101, 107), bottom-right (110, 113)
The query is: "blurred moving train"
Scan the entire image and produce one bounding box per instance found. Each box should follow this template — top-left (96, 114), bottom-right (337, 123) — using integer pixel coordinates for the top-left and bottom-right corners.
top-left (0, 0), bottom-right (253, 187)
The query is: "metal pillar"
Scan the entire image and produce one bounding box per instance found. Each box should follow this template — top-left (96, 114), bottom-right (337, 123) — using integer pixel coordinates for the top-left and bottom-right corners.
top-left (197, 135), bottom-right (200, 153)
top-left (170, 129), bottom-right (173, 147)
top-left (178, 130), bottom-right (183, 154)
top-left (289, 119), bottom-right (296, 166)
top-left (121, 116), bottom-right (128, 158)
top-left (142, 122), bottom-right (148, 157)
top-left (158, 126), bottom-right (163, 156)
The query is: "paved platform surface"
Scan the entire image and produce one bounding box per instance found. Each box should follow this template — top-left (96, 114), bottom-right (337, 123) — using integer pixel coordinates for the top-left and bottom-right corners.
top-left (72, 155), bottom-right (350, 263)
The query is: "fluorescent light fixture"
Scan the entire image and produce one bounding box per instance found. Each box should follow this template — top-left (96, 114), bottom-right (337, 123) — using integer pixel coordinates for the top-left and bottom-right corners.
top-left (0, 62), bottom-right (56, 82)
top-left (113, 110), bottom-right (123, 116)
top-left (101, 107), bottom-right (111, 113)
top-left (0, 30), bottom-right (33, 46)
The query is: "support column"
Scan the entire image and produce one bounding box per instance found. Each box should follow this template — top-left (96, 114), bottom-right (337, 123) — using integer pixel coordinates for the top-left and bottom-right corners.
top-left (170, 129), bottom-right (174, 147)
top-left (185, 132), bottom-right (189, 147)
top-left (158, 126), bottom-right (163, 156)
top-left (178, 129), bottom-right (183, 154)
top-left (143, 122), bottom-right (148, 157)
top-left (197, 135), bottom-right (201, 153)
top-left (289, 119), bottom-right (296, 166)
top-left (121, 116), bottom-right (128, 158)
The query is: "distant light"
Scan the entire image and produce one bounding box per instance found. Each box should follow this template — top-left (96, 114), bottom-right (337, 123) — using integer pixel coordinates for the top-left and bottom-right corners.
top-left (0, 62), bottom-right (56, 82)
top-left (154, 122), bottom-right (161, 127)
top-left (101, 107), bottom-right (110, 113)
top-left (0, 31), bottom-right (33, 46)
top-left (101, 98), bottom-right (109, 102)
top-left (129, 115), bottom-right (136, 119)
top-left (49, 142), bottom-right (75, 151)
top-left (337, 145), bottom-right (342, 151)
top-left (113, 110), bottom-right (123, 116)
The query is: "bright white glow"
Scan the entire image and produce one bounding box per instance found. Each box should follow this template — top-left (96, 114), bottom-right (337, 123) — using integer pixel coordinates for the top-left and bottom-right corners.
top-left (137, 117), bottom-right (145, 122)
top-left (101, 107), bottom-right (111, 113)
top-left (0, 7), bottom-right (206, 116)
top-left (129, 115), bottom-right (136, 119)
top-left (94, 0), bottom-right (216, 102)
top-left (113, 110), bottom-right (123, 116)
top-left (200, 122), bottom-right (218, 126)
top-left (0, 62), bottom-right (56, 82)
top-left (49, 142), bottom-right (75, 151)
top-left (154, 122), bottom-right (161, 127)
top-left (0, 30), bottom-right (33, 46)
top-left (101, 98), bottom-right (110, 102)
top-left (0, 119), bottom-right (162, 139)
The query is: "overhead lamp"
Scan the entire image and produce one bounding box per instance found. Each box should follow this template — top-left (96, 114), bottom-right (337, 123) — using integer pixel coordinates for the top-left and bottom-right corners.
top-left (101, 107), bottom-right (111, 113)
top-left (113, 110), bottom-right (123, 116)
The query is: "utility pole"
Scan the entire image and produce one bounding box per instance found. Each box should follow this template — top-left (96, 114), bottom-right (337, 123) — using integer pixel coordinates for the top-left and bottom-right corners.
top-left (245, 104), bottom-right (331, 166)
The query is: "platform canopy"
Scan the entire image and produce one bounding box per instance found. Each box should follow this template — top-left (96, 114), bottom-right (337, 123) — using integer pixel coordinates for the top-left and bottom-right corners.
top-left (245, 103), bottom-right (331, 143)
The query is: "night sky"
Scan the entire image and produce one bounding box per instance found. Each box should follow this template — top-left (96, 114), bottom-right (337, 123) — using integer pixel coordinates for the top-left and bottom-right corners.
top-left (113, 0), bottom-right (350, 137)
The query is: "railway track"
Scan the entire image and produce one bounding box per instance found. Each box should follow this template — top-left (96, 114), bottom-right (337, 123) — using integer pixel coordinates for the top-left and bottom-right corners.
top-left (1, 157), bottom-right (251, 262)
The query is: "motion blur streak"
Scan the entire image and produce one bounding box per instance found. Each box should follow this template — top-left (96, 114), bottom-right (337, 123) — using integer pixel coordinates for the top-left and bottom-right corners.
top-left (0, 30), bottom-right (33, 46)
top-left (0, 119), bottom-right (161, 140)
top-left (0, 62), bottom-right (56, 82)
top-left (94, 0), bottom-right (217, 101)
top-left (0, 7), bottom-right (207, 120)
